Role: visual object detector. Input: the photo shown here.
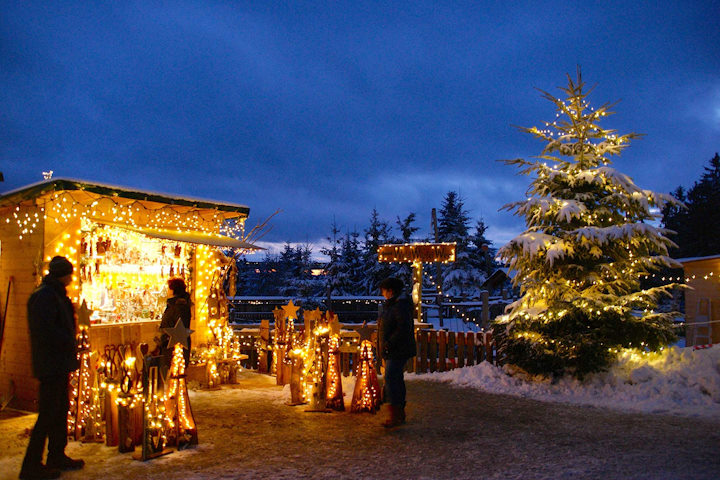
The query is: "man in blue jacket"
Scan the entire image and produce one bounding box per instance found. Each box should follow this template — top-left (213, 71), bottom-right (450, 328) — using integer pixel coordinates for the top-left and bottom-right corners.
top-left (20, 256), bottom-right (84, 480)
top-left (379, 277), bottom-right (416, 428)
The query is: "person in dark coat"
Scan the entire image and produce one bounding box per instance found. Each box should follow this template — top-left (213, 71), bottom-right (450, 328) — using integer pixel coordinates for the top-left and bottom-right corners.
top-left (159, 277), bottom-right (192, 366)
top-left (20, 256), bottom-right (84, 480)
top-left (379, 277), bottom-right (416, 428)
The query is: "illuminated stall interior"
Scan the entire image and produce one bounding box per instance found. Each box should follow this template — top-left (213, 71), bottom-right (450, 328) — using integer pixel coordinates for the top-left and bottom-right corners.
top-left (0, 178), bottom-right (255, 410)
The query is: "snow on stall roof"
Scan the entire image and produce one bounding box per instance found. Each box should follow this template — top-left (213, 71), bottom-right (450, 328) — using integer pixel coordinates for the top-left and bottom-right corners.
top-left (0, 177), bottom-right (249, 212)
top-left (417, 345), bottom-right (720, 418)
top-left (676, 254), bottom-right (720, 264)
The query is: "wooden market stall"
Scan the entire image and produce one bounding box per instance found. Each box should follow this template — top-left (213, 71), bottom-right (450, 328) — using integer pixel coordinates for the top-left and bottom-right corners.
top-left (679, 254), bottom-right (720, 346)
top-left (0, 178), bottom-right (256, 411)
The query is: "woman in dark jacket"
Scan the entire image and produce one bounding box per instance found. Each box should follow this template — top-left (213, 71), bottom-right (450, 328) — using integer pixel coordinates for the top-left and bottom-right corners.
top-left (379, 277), bottom-right (416, 428)
top-left (160, 277), bottom-right (192, 366)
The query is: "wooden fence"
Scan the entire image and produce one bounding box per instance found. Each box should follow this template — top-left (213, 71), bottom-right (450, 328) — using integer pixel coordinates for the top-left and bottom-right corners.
top-left (234, 327), bottom-right (495, 376)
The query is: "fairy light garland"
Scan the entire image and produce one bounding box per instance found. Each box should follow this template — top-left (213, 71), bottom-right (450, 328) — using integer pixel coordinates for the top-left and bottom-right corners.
top-left (2, 189), bottom-right (247, 241)
top-left (423, 271), bottom-right (484, 329)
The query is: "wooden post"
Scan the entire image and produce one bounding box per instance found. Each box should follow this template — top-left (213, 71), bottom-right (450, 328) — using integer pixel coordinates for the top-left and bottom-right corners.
top-left (484, 331), bottom-right (494, 364)
top-left (341, 352), bottom-right (351, 377)
top-left (418, 330), bottom-right (428, 373)
top-left (412, 262), bottom-right (423, 325)
top-left (431, 208), bottom-right (443, 328)
top-left (259, 319), bottom-right (270, 374)
top-left (438, 330), bottom-right (447, 372)
top-left (465, 332), bottom-right (475, 366)
top-left (456, 332), bottom-right (465, 368)
top-left (428, 330), bottom-right (437, 373)
top-left (117, 401), bottom-right (136, 453)
top-left (447, 332), bottom-right (456, 370)
top-left (104, 388), bottom-right (119, 447)
top-left (481, 290), bottom-right (490, 328)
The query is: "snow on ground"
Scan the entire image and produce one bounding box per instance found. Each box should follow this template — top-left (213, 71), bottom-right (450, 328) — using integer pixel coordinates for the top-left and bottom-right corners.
top-left (2, 347), bottom-right (720, 479)
top-left (417, 345), bottom-right (720, 418)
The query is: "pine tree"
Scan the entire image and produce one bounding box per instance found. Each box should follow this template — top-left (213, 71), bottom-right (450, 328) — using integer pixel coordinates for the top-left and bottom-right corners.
top-left (361, 209), bottom-right (394, 295)
top-left (438, 192), bottom-right (470, 244)
top-left (468, 219), bottom-right (496, 279)
top-left (437, 191), bottom-right (479, 296)
top-left (663, 153), bottom-right (720, 257)
top-left (661, 185), bottom-right (687, 254)
top-left (253, 252), bottom-right (282, 295)
top-left (495, 70), bottom-right (680, 378)
top-left (335, 230), bottom-right (364, 295)
top-left (278, 243), bottom-right (322, 298)
top-left (321, 220), bottom-right (343, 296)
top-left (388, 213), bottom-right (419, 290)
top-left (396, 213), bottom-right (420, 243)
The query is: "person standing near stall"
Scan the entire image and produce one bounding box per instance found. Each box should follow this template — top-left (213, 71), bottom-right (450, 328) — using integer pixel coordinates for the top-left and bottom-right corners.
top-left (159, 277), bottom-right (193, 366)
top-left (20, 256), bottom-right (84, 480)
top-left (379, 277), bottom-right (416, 428)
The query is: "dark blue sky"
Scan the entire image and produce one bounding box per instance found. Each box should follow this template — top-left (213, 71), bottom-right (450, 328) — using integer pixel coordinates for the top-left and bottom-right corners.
top-left (2, 1), bottom-right (719, 255)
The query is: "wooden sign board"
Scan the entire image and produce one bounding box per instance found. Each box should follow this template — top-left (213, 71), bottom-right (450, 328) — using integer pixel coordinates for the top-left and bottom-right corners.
top-left (378, 243), bottom-right (456, 264)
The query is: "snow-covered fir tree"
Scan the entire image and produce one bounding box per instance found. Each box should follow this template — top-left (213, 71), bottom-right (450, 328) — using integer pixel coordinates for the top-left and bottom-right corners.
top-left (334, 230), bottom-right (365, 295)
top-left (468, 219), bottom-right (497, 279)
top-left (278, 243), bottom-right (323, 298)
top-left (496, 70), bottom-right (680, 378)
top-left (321, 220), bottom-right (343, 296)
top-left (437, 192), bottom-right (488, 297)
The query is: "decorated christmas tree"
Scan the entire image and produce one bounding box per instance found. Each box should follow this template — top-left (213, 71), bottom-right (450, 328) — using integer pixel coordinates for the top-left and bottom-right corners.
top-left (495, 69), bottom-right (681, 378)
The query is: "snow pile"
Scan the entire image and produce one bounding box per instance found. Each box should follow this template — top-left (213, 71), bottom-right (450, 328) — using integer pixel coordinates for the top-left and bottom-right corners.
top-left (416, 345), bottom-right (720, 418)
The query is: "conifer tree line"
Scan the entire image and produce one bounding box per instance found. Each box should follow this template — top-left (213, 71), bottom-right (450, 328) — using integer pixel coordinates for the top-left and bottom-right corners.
top-left (233, 192), bottom-right (498, 298)
top-left (661, 152), bottom-right (720, 258)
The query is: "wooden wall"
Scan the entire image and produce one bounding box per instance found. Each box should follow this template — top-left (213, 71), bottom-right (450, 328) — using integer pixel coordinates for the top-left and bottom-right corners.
top-left (0, 204), bottom-right (45, 411)
top-left (683, 257), bottom-right (720, 346)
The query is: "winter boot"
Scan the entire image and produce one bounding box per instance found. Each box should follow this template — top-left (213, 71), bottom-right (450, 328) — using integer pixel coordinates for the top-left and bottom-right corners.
top-left (18, 462), bottom-right (61, 480)
top-left (398, 403), bottom-right (406, 424)
top-left (382, 404), bottom-right (404, 428)
top-left (46, 453), bottom-right (85, 471)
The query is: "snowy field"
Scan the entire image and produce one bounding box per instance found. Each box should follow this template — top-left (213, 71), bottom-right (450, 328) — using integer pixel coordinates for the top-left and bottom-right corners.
top-left (1, 345), bottom-right (719, 480)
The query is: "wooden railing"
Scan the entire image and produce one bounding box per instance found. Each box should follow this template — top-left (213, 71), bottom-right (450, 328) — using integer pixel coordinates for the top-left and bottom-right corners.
top-left (411, 329), bottom-right (495, 373)
top-left (234, 326), bottom-right (495, 376)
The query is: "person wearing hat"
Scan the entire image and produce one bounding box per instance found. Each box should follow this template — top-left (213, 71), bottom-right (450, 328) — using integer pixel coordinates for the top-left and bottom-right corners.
top-left (20, 256), bottom-right (84, 479)
top-left (378, 276), bottom-right (416, 428)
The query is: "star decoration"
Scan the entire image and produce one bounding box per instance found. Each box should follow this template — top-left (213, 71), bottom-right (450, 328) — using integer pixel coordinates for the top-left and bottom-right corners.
top-left (356, 322), bottom-right (375, 343)
top-left (162, 319), bottom-right (194, 350)
top-left (282, 300), bottom-right (300, 320)
top-left (77, 300), bottom-right (93, 328)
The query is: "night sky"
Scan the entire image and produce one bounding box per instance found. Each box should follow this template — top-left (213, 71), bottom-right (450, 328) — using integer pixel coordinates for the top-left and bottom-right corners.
top-left (2, 1), bottom-right (719, 256)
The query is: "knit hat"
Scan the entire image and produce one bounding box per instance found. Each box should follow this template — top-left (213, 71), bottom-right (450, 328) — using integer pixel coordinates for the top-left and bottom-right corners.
top-left (48, 256), bottom-right (73, 277)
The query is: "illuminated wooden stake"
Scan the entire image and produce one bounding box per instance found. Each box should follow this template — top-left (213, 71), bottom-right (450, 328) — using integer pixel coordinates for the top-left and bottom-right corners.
top-left (351, 340), bottom-right (381, 413)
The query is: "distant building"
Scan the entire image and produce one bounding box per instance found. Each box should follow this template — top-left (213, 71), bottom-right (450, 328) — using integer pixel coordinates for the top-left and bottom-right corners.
top-left (678, 254), bottom-right (720, 346)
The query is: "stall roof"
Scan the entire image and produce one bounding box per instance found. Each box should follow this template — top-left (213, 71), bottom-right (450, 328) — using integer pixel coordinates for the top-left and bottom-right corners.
top-left (111, 223), bottom-right (264, 250)
top-left (0, 177), bottom-right (250, 216)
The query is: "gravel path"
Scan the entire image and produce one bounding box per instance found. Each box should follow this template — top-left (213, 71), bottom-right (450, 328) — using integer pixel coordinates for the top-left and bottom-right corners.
top-left (1, 373), bottom-right (719, 480)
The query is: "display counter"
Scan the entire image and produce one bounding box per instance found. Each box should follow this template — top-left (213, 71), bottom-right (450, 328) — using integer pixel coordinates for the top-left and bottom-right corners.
top-left (88, 319), bottom-right (161, 353)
